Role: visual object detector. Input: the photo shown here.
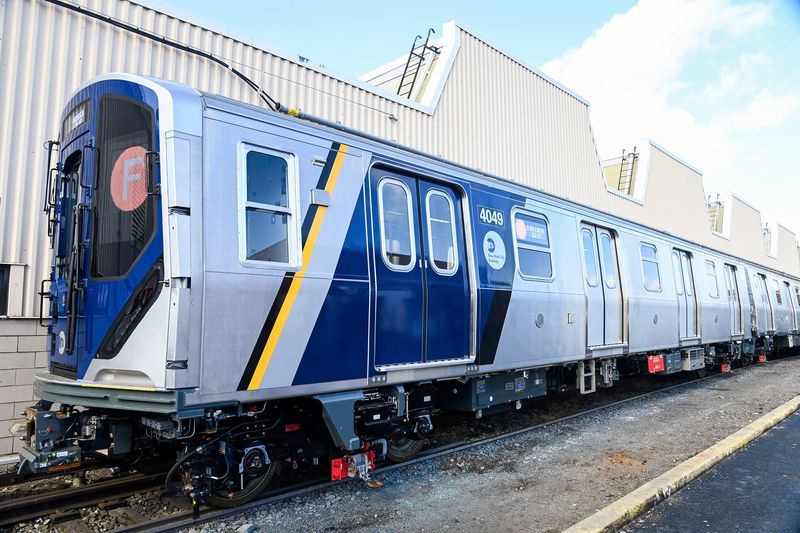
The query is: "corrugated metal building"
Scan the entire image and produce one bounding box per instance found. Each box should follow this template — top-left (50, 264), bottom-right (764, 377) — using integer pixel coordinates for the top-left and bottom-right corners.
top-left (0, 0), bottom-right (797, 456)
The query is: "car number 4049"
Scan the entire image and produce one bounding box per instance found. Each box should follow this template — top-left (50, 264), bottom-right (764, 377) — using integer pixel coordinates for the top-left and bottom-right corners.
top-left (478, 207), bottom-right (504, 227)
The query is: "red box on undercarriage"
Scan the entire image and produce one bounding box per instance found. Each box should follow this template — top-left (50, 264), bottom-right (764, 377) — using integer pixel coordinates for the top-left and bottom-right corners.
top-left (647, 355), bottom-right (665, 373)
top-left (330, 458), bottom-right (348, 480)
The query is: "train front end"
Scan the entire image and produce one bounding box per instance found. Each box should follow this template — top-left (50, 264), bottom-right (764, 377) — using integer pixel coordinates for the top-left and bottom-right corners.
top-left (18, 75), bottom-right (199, 475)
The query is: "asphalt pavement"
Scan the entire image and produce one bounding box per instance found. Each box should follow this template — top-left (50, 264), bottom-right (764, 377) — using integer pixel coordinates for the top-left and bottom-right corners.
top-left (627, 410), bottom-right (800, 533)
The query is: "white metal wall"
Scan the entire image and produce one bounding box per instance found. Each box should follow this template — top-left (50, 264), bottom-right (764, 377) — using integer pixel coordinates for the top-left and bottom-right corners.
top-left (0, 0), bottom-right (605, 316)
top-left (0, 0), bottom-right (797, 319)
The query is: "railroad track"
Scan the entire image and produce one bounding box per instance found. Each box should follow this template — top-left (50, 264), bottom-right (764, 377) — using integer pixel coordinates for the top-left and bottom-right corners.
top-left (0, 459), bottom-right (109, 488)
top-left (114, 368), bottom-right (737, 533)
top-left (5, 354), bottom-right (796, 532)
top-left (0, 473), bottom-right (165, 529)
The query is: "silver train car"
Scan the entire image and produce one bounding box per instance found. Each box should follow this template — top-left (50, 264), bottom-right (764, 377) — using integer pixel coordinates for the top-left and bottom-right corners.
top-left (19, 73), bottom-right (800, 506)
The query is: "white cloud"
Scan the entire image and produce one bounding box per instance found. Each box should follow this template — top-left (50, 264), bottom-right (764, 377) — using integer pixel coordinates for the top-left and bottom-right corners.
top-left (541, 0), bottom-right (800, 234)
top-left (699, 52), bottom-right (769, 101)
top-left (720, 91), bottom-right (799, 131)
top-left (542, 0), bottom-right (773, 158)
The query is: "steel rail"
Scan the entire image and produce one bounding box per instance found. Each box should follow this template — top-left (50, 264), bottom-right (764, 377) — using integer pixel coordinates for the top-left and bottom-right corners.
top-left (0, 473), bottom-right (164, 527)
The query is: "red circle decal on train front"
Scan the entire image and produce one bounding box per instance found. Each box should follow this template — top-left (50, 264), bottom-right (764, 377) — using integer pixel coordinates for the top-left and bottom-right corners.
top-left (110, 146), bottom-right (148, 211)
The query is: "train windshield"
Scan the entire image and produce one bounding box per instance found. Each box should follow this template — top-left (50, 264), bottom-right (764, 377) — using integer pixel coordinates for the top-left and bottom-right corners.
top-left (91, 97), bottom-right (156, 278)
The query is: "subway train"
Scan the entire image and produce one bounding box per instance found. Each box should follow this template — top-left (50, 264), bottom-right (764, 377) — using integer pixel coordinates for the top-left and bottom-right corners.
top-left (18, 73), bottom-right (800, 507)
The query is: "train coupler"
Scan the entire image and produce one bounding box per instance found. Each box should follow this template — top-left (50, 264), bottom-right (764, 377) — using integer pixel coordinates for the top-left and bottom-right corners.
top-left (330, 449), bottom-right (381, 487)
top-left (15, 406), bottom-right (83, 475)
top-left (17, 442), bottom-right (82, 475)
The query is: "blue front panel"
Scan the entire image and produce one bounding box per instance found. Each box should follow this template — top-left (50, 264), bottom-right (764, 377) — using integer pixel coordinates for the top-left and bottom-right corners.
top-left (49, 80), bottom-right (163, 379)
top-left (370, 168), bottom-right (425, 366)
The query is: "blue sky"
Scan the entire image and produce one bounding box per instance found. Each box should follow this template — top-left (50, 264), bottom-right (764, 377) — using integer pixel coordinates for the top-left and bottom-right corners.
top-left (158, 0), bottom-right (800, 235)
top-left (155, 0), bottom-right (639, 76)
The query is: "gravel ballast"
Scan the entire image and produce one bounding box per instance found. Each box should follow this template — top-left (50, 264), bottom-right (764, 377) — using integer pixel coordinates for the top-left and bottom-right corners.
top-left (187, 358), bottom-right (800, 533)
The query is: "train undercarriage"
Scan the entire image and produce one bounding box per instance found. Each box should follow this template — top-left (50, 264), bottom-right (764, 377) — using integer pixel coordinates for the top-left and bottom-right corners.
top-left (15, 337), bottom-right (789, 510)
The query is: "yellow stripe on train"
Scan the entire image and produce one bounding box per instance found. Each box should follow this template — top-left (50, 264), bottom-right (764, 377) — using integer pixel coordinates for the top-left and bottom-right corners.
top-left (246, 145), bottom-right (350, 391)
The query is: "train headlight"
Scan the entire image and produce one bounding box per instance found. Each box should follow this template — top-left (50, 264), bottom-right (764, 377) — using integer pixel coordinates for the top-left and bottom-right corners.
top-left (97, 259), bottom-right (163, 359)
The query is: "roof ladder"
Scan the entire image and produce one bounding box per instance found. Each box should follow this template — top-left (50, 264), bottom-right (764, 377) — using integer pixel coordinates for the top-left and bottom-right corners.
top-left (397, 28), bottom-right (440, 100)
top-left (617, 147), bottom-right (638, 195)
top-left (708, 194), bottom-right (723, 232)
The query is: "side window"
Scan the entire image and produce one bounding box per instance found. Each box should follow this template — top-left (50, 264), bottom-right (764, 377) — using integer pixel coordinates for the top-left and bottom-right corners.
top-left (773, 279), bottom-right (783, 305)
top-left (640, 243), bottom-right (661, 291)
top-left (581, 230), bottom-right (598, 286)
top-left (599, 233), bottom-right (617, 289)
top-left (379, 178), bottom-right (415, 270)
top-left (425, 190), bottom-right (458, 275)
top-left (242, 147), bottom-right (297, 265)
top-left (513, 212), bottom-right (553, 279)
top-left (672, 252), bottom-right (684, 295)
top-left (705, 261), bottom-right (719, 298)
top-left (795, 286), bottom-right (800, 307)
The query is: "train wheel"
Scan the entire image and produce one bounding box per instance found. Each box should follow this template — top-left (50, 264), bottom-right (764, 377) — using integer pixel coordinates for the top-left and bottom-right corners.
top-left (386, 437), bottom-right (425, 463)
top-left (206, 457), bottom-right (276, 508)
top-left (694, 367), bottom-right (707, 378)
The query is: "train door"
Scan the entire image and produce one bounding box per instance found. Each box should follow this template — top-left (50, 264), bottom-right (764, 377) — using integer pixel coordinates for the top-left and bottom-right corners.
top-left (580, 226), bottom-right (604, 347)
top-left (419, 181), bottom-right (471, 361)
top-left (756, 273), bottom-right (774, 331)
top-left (371, 168), bottom-right (471, 367)
top-left (784, 282), bottom-right (798, 331)
top-left (723, 264), bottom-right (743, 335)
top-left (680, 252), bottom-right (698, 337)
top-left (672, 250), bottom-right (698, 339)
top-left (671, 251), bottom-right (687, 339)
top-left (580, 224), bottom-right (622, 346)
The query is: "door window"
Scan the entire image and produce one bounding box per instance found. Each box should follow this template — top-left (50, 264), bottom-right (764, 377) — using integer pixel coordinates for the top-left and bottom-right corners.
top-left (773, 279), bottom-right (783, 305)
top-left (705, 261), bottom-right (720, 298)
top-left (681, 253), bottom-right (694, 296)
top-left (672, 251), bottom-right (684, 295)
top-left (599, 233), bottom-right (617, 289)
top-left (91, 96), bottom-right (155, 278)
top-left (379, 178), bottom-right (416, 271)
top-left (581, 229), bottom-right (598, 286)
top-left (425, 190), bottom-right (458, 275)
